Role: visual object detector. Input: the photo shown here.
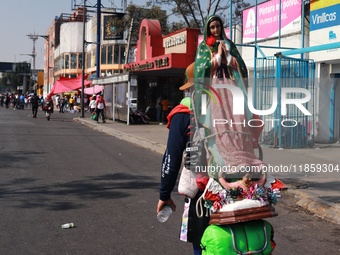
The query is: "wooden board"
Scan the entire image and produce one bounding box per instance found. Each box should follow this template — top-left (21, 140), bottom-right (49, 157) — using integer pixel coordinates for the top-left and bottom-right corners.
top-left (209, 205), bottom-right (278, 225)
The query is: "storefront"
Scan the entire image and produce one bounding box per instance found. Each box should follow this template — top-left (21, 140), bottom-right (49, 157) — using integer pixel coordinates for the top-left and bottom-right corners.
top-left (93, 19), bottom-right (200, 123)
top-left (309, 0), bottom-right (340, 143)
top-left (125, 19), bottom-right (201, 120)
top-left (93, 74), bottom-right (129, 122)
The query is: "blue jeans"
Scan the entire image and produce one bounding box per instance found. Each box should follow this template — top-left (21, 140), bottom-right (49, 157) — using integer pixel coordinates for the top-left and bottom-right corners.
top-left (193, 243), bottom-right (202, 255)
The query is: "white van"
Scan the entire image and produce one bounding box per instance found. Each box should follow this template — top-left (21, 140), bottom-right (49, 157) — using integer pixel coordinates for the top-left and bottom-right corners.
top-left (130, 98), bottom-right (137, 112)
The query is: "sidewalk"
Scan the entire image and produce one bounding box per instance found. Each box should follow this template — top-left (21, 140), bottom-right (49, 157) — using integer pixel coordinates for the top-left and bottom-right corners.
top-left (74, 117), bottom-right (340, 224)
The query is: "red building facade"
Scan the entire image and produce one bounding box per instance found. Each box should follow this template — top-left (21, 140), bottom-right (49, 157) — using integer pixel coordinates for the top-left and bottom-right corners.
top-left (124, 19), bottom-right (200, 118)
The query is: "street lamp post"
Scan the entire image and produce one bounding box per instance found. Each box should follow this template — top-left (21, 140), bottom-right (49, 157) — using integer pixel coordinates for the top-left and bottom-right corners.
top-left (81, 1), bottom-right (100, 117)
top-left (81, 0), bottom-right (87, 118)
top-left (19, 53), bottom-right (34, 94)
top-left (96, 0), bottom-right (101, 78)
top-left (37, 35), bottom-right (49, 96)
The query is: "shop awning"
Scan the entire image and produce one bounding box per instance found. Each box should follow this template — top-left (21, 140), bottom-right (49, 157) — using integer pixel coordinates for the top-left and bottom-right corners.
top-left (84, 84), bottom-right (104, 95)
top-left (49, 74), bottom-right (92, 96)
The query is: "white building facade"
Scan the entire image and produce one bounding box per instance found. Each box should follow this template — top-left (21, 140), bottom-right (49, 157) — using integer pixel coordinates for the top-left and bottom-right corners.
top-left (241, 0), bottom-right (340, 144)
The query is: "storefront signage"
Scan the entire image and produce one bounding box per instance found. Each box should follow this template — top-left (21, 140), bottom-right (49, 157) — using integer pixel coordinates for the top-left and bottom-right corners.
top-left (124, 57), bottom-right (169, 72)
top-left (130, 62), bottom-right (154, 71)
top-left (164, 34), bottom-right (186, 48)
top-left (310, 3), bottom-right (340, 31)
top-left (149, 82), bottom-right (157, 87)
top-left (94, 74), bottom-right (129, 84)
top-left (242, 0), bottom-right (301, 43)
top-left (310, 2), bottom-right (340, 62)
top-left (155, 57), bottom-right (169, 68)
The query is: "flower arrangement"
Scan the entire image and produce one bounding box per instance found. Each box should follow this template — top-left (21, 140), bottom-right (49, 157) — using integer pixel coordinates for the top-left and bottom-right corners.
top-left (203, 184), bottom-right (279, 212)
top-left (241, 184), bottom-right (279, 205)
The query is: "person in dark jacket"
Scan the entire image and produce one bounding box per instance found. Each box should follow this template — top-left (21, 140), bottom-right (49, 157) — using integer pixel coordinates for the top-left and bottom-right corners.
top-left (31, 93), bottom-right (39, 118)
top-left (5, 94), bottom-right (10, 109)
top-left (157, 63), bottom-right (209, 255)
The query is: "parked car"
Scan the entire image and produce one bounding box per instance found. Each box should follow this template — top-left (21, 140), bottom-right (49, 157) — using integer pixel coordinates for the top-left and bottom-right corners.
top-left (130, 98), bottom-right (137, 112)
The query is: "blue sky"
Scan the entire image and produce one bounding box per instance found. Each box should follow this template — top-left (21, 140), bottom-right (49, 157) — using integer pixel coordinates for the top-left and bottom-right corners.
top-left (0, 0), bottom-right (259, 69)
top-left (0, 0), bottom-right (127, 69)
top-left (1, 1), bottom-right (72, 69)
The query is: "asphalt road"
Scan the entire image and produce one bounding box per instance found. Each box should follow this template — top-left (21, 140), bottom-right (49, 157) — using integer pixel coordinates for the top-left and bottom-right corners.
top-left (1, 107), bottom-right (340, 255)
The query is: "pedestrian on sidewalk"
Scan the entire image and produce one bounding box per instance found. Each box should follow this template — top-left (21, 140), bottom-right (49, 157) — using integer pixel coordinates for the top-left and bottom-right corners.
top-left (55, 95), bottom-right (60, 110)
top-left (5, 94), bottom-right (10, 109)
top-left (156, 96), bottom-right (162, 122)
top-left (0, 93), bottom-right (4, 107)
top-left (95, 95), bottom-right (106, 123)
top-left (62, 96), bottom-right (68, 113)
top-left (42, 94), bottom-right (54, 120)
top-left (157, 62), bottom-right (209, 255)
top-left (69, 96), bottom-right (75, 112)
top-left (89, 95), bottom-right (97, 114)
top-left (31, 93), bottom-right (39, 118)
top-left (59, 96), bottom-right (65, 113)
top-left (161, 95), bottom-right (169, 124)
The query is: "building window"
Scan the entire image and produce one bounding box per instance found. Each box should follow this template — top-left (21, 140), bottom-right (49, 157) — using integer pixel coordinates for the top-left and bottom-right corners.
top-left (79, 53), bottom-right (83, 69)
top-left (86, 52), bottom-right (90, 69)
top-left (71, 53), bottom-right (77, 69)
top-left (101, 45), bottom-right (107, 65)
top-left (114, 45), bottom-right (119, 64)
top-left (108, 45), bottom-right (113, 64)
top-left (98, 44), bottom-right (127, 65)
top-left (120, 45), bottom-right (125, 64)
top-left (65, 54), bottom-right (70, 69)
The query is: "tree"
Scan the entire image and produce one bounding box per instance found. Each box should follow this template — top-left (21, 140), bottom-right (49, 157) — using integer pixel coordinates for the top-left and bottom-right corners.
top-left (112, 4), bottom-right (170, 46)
top-left (113, 1), bottom-right (250, 62)
top-left (153, 0), bottom-right (250, 30)
top-left (0, 72), bottom-right (20, 93)
top-left (115, 1), bottom-right (250, 43)
top-left (169, 21), bottom-right (188, 32)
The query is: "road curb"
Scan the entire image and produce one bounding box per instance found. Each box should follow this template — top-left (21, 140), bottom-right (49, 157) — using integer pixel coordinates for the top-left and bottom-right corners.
top-left (284, 188), bottom-right (340, 225)
top-left (74, 118), bottom-right (166, 155)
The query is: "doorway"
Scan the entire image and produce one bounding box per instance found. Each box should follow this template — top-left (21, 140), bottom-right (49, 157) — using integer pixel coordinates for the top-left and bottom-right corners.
top-left (332, 75), bottom-right (340, 142)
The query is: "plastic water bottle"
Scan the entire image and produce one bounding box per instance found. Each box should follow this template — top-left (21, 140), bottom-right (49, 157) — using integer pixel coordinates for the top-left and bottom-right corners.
top-left (61, 223), bottom-right (74, 229)
top-left (157, 205), bottom-right (173, 223)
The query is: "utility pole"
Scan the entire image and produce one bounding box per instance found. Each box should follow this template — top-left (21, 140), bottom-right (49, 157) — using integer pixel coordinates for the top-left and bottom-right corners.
top-left (18, 53), bottom-right (34, 94)
top-left (25, 33), bottom-right (50, 95)
top-left (81, 0), bottom-right (87, 118)
top-left (96, 0), bottom-right (101, 78)
top-left (26, 33), bottom-right (38, 72)
top-left (22, 33), bottom-right (39, 95)
top-left (125, 18), bottom-right (134, 64)
top-left (36, 35), bottom-right (50, 95)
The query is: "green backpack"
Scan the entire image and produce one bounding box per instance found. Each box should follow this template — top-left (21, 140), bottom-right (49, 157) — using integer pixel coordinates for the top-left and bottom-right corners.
top-left (201, 220), bottom-right (275, 255)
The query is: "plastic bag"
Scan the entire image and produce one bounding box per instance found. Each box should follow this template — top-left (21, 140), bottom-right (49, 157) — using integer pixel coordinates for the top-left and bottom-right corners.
top-left (91, 112), bottom-right (98, 120)
top-left (201, 220), bottom-right (276, 255)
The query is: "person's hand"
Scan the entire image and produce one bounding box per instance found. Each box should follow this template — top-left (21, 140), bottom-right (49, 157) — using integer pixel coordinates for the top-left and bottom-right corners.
top-left (218, 41), bottom-right (228, 58)
top-left (157, 198), bottom-right (176, 213)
